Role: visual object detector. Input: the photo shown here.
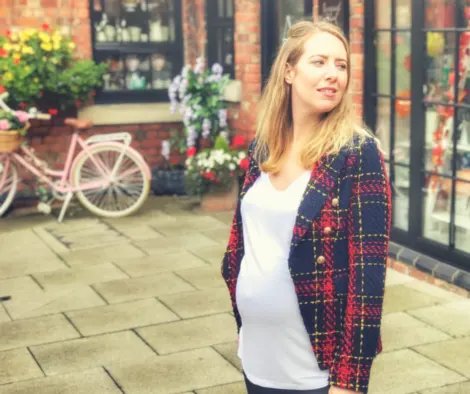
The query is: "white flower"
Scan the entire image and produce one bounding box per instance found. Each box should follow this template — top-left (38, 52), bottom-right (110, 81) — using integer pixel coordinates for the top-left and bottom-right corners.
top-left (229, 163), bottom-right (236, 171)
top-left (238, 151), bottom-right (246, 159)
top-left (161, 140), bottom-right (170, 161)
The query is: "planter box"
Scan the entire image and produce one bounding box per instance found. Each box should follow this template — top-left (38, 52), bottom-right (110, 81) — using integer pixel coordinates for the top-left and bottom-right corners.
top-left (151, 168), bottom-right (186, 196)
top-left (200, 181), bottom-right (239, 212)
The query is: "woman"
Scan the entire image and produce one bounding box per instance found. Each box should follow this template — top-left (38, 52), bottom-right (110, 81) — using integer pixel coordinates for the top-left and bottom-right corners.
top-left (221, 20), bottom-right (391, 394)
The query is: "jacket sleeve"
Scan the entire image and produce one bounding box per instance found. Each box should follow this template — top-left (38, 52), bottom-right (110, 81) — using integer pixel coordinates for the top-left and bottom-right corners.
top-left (329, 139), bottom-right (392, 393)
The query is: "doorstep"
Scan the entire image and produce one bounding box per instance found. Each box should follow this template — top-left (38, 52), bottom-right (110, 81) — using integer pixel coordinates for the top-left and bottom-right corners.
top-left (388, 242), bottom-right (470, 298)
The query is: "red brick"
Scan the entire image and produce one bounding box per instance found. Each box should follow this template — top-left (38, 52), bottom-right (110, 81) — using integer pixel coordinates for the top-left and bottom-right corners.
top-left (410, 268), bottom-right (428, 281)
top-left (393, 261), bottom-right (409, 274)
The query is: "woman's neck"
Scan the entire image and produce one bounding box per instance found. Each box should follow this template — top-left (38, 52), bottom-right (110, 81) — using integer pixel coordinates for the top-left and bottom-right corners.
top-left (291, 107), bottom-right (320, 146)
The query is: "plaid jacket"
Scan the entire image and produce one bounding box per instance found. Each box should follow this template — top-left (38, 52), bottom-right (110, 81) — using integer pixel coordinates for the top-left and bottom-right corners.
top-left (221, 136), bottom-right (392, 393)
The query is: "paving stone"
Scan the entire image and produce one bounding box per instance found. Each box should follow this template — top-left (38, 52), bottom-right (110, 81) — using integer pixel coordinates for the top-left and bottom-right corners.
top-left (175, 265), bottom-right (226, 290)
top-left (382, 285), bottom-right (448, 315)
top-left (66, 298), bottom-right (179, 336)
top-left (93, 272), bottom-right (195, 303)
top-left (0, 367), bottom-right (121, 394)
top-left (0, 314), bottom-right (79, 351)
top-left (201, 228), bottom-right (231, 245)
top-left (152, 215), bottom-right (228, 238)
top-left (408, 300), bottom-right (470, 337)
top-left (213, 341), bottom-right (242, 372)
top-left (61, 243), bottom-right (146, 267)
top-left (104, 223), bottom-right (163, 241)
top-left (368, 349), bottom-right (466, 394)
top-left (43, 218), bottom-right (102, 232)
top-left (158, 287), bottom-right (232, 319)
top-left (135, 233), bottom-right (220, 255)
top-left (0, 306), bottom-right (10, 323)
top-left (196, 382), bottom-right (246, 394)
top-left (418, 382), bottom-right (470, 394)
top-left (107, 347), bottom-right (242, 394)
top-left (385, 268), bottom-right (416, 287)
top-left (114, 250), bottom-right (207, 277)
top-left (33, 263), bottom-right (128, 290)
top-left (7, 286), bottom-right (106, 320)
top-left (31, 330), bottom-right (156, 375)
top-left (190, 245), bottom-right (226, 265)
top-left (404, 280), bottom-right (466, 302)
top-left (381, 312), bottom-right (451, 352)
top-left (136, 313), bottom-right (237, 355)
top-left (210, 211), bottom-right (236, 226)
top-left (414, 337), bottom-right (470, 378)
top-left (0, 348), bottom-right (43, 385)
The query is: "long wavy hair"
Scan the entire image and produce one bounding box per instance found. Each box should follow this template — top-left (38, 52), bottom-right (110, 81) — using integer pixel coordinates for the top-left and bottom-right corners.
top-left (254, 20), bottom-right (373, 173)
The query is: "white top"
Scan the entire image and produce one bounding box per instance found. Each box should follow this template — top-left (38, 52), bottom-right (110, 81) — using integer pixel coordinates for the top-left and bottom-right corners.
top-left (236, 170), bottom-right (330, 390)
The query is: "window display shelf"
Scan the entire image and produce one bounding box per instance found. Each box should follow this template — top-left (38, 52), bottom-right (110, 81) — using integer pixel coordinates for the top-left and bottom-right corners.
top-left (431, 211), bottom-right (470, 230)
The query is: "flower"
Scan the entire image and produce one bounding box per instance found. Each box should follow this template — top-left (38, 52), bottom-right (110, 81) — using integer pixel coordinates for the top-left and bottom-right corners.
top-left (0, 49), bottom-right (7, 57)
top-left (239, 157), bottom-right (250, 172)
top-left (41, 42), bottom-right (52, 51)
top-left (15, 111), bottom-right (29, 123)
top-left (48, 108), bottom-right (58, 115)
top-left (218, 109), bottom-right (227, 128)
top-left (161, 140), bottom-right (171, 161)
top-left (0, 86), bottom-right (5, 93)
top-left (41, 23), bottom-right (50, 31)
top-left (187, 147), bottom-right (197, 157)
top-left (211, 63), bottom-right (223, 76)
top-left (232, 135), bottom-right (245, 148)
top-left (0, 120), bottom-right (10, 130)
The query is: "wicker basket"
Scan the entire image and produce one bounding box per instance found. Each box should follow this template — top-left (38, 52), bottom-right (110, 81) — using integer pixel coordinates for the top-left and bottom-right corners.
top-left (0, 123), bottom-right (29, 153)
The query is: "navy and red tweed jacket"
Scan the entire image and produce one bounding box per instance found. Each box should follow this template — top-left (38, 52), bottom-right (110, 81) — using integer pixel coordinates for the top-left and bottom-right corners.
top-left (221, 136), bottom-right (392, 393)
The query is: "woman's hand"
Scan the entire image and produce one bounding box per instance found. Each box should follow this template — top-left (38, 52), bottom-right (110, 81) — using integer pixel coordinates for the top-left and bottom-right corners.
top-left (329, 386), bottom-right (362, 394)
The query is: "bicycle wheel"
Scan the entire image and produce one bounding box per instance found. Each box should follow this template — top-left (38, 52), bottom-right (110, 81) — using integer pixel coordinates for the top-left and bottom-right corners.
top-left (0, 157), bottom-right (18, 217)
top-left (71, 144), bottom-right (150, 218)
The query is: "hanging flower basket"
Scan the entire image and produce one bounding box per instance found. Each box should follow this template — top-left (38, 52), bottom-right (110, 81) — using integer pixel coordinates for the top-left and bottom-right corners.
top-left (0, 122), bottom-right (29, 153)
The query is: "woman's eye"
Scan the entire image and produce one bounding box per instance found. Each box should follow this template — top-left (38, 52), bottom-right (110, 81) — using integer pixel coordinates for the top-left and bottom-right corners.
top-left (312, 60), bottom-right (324, 66)
top-left (337, 64), bottom-right (347, 70)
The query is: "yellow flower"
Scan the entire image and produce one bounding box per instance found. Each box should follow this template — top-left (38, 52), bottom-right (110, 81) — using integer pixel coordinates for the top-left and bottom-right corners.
top-left (10, 32), bottom-right (18, 42)
top-left (13, 53), bottom-right (21, 62)
top-left (51, 58), bottom-right (58, 64)
top-left (40, 42), bottom-right (52, 51)
top-left (25, 66), bottom-right (31, 72)
top-left (3, 72), bottom-right (13, 82)
top-left (38, 32), bottom-right (50, 42)
top-left (42, 56), bottom-right (47, 62)
top-left (21, 46), bottom-right (34, 55)
top-left (2, 43), bottom-right (12, 52)
top-left (34, 77), bottom-right (39, 83)
top-left (12, 44), bottom-right (20, 52)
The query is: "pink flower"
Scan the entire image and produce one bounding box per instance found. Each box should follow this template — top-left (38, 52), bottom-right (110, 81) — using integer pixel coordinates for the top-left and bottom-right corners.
top-left (0, 120), bottom-right (10, 130)
top-left (15, 111), bottom-right (29, 123)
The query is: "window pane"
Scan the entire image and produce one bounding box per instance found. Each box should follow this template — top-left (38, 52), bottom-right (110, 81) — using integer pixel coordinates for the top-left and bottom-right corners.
top-left (218, 0), bottom-right (224, 17)
top-left (277, 0), bottom-right (307, 44)
top-left (376, 32), bottom-right (391, 95)
top-left (425, 0), bottom-right (456, 29)
top-left (396, 0), bottom-right (411, 29)
top-left (225, 0), bottom-right (234, 18)
top-left (393, 165), bottom-right (410, 230)
top-left (422, 174), bottom-right (451, 245)
top-left (151, 53), bottom-right (173, 89)
top-left (376, 97), bottom-right (391, 159)
top-left (375, 0), bottom-right (391, 29)
top-left (396, 31), bottom-right (411, 94)
top-left (148, 0), bottom-right (174, 42)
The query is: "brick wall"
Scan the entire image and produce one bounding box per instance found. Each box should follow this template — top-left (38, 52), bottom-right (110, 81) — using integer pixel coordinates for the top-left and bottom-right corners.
top-left (182, 0), bottom-right (206, 65)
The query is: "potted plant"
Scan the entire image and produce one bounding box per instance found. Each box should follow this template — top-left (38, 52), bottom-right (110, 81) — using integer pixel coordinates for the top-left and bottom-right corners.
top-left (167, 57), bottom-right (230, 153)
top-left (0, 24), bottom-right (107, 117)
top-left (184, 135), bottom-right (249, 211)
top-left (151, 136), bottom-right (187, 196)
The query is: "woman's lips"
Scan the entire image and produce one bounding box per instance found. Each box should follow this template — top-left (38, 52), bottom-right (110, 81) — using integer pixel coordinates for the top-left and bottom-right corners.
top-left (317, 87), bottom-right (337, 98)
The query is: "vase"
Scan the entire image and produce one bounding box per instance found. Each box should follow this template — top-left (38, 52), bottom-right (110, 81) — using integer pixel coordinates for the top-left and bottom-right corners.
top-left (200, 180), bottom-right (239, 212)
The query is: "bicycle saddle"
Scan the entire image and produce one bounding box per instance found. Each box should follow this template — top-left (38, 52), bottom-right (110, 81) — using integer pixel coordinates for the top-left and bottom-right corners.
top-left (64, 118), bottom-right (94, 130)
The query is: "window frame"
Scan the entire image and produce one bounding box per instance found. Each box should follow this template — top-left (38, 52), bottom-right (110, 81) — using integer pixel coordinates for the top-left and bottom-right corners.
top-left (206, 0), bottom-right (235, 79)
top-left (89, 0), bottom-right (184, 104)
top-left (364, 0), bottom-right (470, 271)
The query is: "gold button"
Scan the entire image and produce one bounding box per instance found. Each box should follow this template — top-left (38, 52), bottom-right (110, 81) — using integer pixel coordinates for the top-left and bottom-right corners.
top-left (324, 226), bottom-right (332, 235)
top-left (317, 255), bottom-right (325, 264)
top-left (332, 198), bottom-right (339, 207)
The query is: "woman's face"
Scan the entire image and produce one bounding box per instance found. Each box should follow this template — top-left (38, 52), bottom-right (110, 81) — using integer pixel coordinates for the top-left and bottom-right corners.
top-left (285, 32), bottom-right (349, 115)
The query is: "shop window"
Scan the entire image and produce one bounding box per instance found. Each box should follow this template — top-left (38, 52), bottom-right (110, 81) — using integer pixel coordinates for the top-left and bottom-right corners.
top-left (90, 0), bottom-right (183, 104)
top-left (365, 0), bottom-right (470, 268)
top-left (206, 0), bottom-right (235, 78)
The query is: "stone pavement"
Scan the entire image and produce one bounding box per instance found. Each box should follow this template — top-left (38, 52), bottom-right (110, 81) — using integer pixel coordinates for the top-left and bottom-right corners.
top-left (0, 196), bottom-right (469, 394)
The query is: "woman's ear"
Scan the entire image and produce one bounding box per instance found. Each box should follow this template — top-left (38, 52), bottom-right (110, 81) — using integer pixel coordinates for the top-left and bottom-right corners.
top-left (285, 63), bottom-right (295, 84)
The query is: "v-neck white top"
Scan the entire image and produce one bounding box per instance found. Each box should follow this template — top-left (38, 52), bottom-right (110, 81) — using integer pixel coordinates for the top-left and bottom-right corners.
top-left (236, 170), bottom-right (330, 390)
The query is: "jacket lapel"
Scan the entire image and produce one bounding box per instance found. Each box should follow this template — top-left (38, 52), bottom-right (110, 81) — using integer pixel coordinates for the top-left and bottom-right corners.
top-left (289, 149), bottom-right (348, 254)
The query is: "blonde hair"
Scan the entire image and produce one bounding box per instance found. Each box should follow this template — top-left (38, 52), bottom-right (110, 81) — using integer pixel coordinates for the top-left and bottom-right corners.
top-left (254, 20), bottom-right (373, 173)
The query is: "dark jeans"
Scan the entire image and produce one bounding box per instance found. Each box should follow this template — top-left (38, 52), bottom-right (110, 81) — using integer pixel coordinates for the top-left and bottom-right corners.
top-left (243, 373), bottom-right (329, 394)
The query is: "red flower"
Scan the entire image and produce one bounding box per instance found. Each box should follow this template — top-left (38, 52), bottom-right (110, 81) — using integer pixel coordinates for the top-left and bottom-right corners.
top-left (48, 108), bottom-right (58, 116)
top-left (186, 147), bottom-right (197, 157)
top-left (0, 86), bottom-right (5, 94)
top-left (0, 49), bottom-right (7, 57)
top-left (239, 158), bottom-right (250, 172)
top-left (14, 58), bottom-right (20, 64)
top-left (232, 135), bottom-right (245, 148)
top-left (41, 23), bottom-right (50, 30)
top-left (6, 30), bottom-right (11, 36)
top-left (19, 102), bottom-right (27, 109)
top-left (170, 158), bottom-right (179, 165)
top-left (75, 100), bottom-right (82, 107)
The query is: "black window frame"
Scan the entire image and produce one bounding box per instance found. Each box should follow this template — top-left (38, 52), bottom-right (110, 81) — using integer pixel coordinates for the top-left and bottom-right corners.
top-left (206, 0), bottom-right (235, 79)
top-left (261, 0), bottom-right (313, 87)
top-left (364, 0), bottom-right (470, 271)
top-left (89, 0), bottom-right (184, 104)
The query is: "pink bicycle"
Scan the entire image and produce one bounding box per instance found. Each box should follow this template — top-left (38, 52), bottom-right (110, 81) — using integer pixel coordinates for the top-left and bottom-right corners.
top-left (0, 91), bottom-right (151, 222)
